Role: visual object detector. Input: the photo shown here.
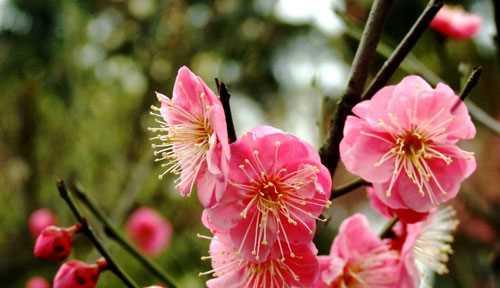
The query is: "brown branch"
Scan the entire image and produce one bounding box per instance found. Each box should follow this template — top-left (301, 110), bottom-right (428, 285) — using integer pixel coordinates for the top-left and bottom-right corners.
top-left (331, 178), bottom-right (369, 200)
top-left (452, 66), bottom-right (482, 111)
top-left (380, 217), bottom-right (399, 238)
top-left (320, 0), bottom-right (394, 175)
top-left (57, 180), bottom-right (139, 288)
top-left (69, 183), bottom-right (177, 288)
top-left (215, 78), bottom-right (237, 143)
top-left (362, 0), bottom-right (444, 100)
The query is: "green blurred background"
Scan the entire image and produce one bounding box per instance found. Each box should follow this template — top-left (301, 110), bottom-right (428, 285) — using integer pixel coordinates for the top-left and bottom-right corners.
top-left (1, 0), bottom-right (498, 287)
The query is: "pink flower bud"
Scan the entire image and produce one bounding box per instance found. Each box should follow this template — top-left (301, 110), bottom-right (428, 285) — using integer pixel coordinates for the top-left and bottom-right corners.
top-left (26, 276), bottom-right (50, 288)
top-left (29, 208), bottom-right (57, 238)
top-left (125, 208), bottom-right (172, 256)
top-left (33, 224), bottom-right (81, 261)
top-left (53, 258), bottom-right (107, 288)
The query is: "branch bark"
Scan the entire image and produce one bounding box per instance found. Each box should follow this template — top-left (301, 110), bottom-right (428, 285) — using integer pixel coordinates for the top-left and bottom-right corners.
top-left (320, 0), bottom-right (394, 175)
top-left (361, 0), bottom-right (443, 100)
top-left (215, 79), bottom-right (237, 143)
top-left (57, 180), bottom-right (140, 288)
top-left (331, 178), bottom-right (369, 200)
top-left (69, 183), bottom-right (178, 288)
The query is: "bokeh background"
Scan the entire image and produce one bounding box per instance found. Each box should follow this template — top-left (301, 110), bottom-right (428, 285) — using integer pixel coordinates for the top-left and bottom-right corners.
top-left (1, 0), bottom-right (499, 287)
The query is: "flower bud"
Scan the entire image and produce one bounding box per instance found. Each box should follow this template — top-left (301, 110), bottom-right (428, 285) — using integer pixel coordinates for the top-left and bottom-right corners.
top-left (54, 258), bottom-right (107, 288)
top-left (125, 208), bottom-right (172, 256)
top-left (29, 208), bottom-right (57, 238)
top-left (33, 224), bottom-right (81, 261)
top-left (26, 276), bottom-right (50, 288)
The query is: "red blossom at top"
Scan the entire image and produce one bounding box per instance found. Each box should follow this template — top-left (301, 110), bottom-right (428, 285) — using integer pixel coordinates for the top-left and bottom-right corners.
top-left (430, 5), bottom-right (481, 40)
top-left (204, 126), bottom-right (332, 261)
top-left (29, 208), bottom-right (57, 238)
top-left (340, 76), bottom-right (476, 213)
top-left (125, 207), bottom-right (172, 256)
top-left (150, 66), bottom-right (230, 207)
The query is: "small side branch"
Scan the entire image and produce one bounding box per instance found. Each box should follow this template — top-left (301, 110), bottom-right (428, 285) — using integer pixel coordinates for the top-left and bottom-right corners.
top-left (362, 0), bottom-right (443, 100)
top-left (320, 0), bottom-right (394, 175)
top-left (57, 180), bottom-right (140, 288)
top-left (69, 184), bottom-right (178, 288)
top-left (215, 78), bottom-right (237, 143)
top-left (452, 66), bottom-right (482, 111)
top-left (379, 217), bottom-right (399, 238)
top-left (331, 178), bottom-right (369, 200)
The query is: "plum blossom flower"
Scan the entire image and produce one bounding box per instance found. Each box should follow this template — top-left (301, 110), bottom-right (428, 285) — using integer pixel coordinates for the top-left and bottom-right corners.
top-left (204, 126), bottom-right (332, 261)
top-left (34, 224), bottom-right (81, 262)
top-left (430, 5), bottom-right (481, 40)
top-left (367, 187), bottom-right (429, 224)
top-left (29, 208), bottom-right (57, 238)
top-left (395, 207), bottom-right (459, 288)
top-left (54, 258), bottom-right (107, 288)
top-left (149, 66), bottom-right (230, 207)
top-left (26, 276), bottom-right (50, 288)
top-left (202, 235), bottom-right (319, 288)
top-left (125, 207), bottom-right (172, 256)
top-left (314, 214), bottom-right (399, 288)
top-left (340, 76), bottom-right (476, 213)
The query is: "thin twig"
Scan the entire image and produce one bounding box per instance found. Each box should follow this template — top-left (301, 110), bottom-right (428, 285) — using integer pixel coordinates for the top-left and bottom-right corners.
top-left (215, 79), bottom-right (237, 143)
top-left (452, 66), bottom-right (482, 111)
top-left (69, 183), bottom-right (178, 288)
top-left (343, 21), bottom-right (500, 135)
top-left (56, 180), bottom-right (140, 288)
top-left (493, 0), bottom-right (500, 54)
top-left (379, 217), bottom-right (399, 238)
top-left (362, 0), bottom-right (444, 100)
top-left (331, 178), bottom-right (369, 200)
top-left (320, 0), bottom-right (394, 175)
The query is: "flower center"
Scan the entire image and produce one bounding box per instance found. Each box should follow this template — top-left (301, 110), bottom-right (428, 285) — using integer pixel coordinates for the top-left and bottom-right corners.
top-left (231, 141), bottom-right (330, 261)
top-left (399, 131), bottom-right (425, 155)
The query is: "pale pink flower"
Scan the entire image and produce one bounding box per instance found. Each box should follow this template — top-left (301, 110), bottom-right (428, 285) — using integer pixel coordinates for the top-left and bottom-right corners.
top-left (29, 208), bottom-right (57, 238)
top-left (340, 76), bottom-right (476, 213)
top-left (150, 66), bottom-right (230, 207)
top-left (430, 5), bottom-right (481, 40)
top-left (367, 187), bottom-right (429, 224)
top-left (125, 207), bottom-right (172, 256)
top-left (314, 214), bottom-right (399, 288)
top-left (26, 276), bottom-right (50, 288)
top-left (203, 235), bottom-right (319, 288)
top-left (204, 126), bottom-right (332, 261)
top-left (394, 207), bottom-right (459, 288)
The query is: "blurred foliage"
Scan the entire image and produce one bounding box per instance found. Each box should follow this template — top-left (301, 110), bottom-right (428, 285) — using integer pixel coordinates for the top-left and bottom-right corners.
top-left (0, 0), bottom-right (498, 287)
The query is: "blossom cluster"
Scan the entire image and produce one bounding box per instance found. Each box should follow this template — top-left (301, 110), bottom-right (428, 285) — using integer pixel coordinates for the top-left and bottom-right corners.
top-left (151, 61), bottom-right (476, 287)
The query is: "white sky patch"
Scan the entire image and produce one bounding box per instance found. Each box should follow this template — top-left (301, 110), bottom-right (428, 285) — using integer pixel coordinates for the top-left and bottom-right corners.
top-left (274, 0), bottom-right (344, 36)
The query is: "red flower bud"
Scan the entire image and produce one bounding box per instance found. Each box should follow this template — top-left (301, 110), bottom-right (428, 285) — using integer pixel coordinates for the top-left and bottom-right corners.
top-left (26, 276), bottom-right (50, 288)
top-left (29, 208), bottom-right (57, 238)
top-left (33, 224), bottom-right (81, 261)
top-left (54, 258), bottom-right (107, 288)
top-left (126, 207), bottom-right (172, 256)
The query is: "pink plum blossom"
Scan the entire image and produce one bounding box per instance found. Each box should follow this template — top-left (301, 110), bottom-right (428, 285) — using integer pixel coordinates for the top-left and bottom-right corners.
top-left (314, 214), bottom-right (399, 288)
top-left (29, 208), bottom-right (57, 238)
top-left (430, 5), bottom-right (481, 40)
top-left (150, 66), bottom-right (230, 207)
top-left (204, 126), bottom-right (332, 261)
top-left (367, 187), bottom-right (429, 224)
top-left (394, 207), bottom-right (459, 288)
top-left (340, 75), bottom-right (476, 213)
top-left (203, 235), bottom-right (319, 288)
top-left (125, 207), bottom-right (172, 256)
